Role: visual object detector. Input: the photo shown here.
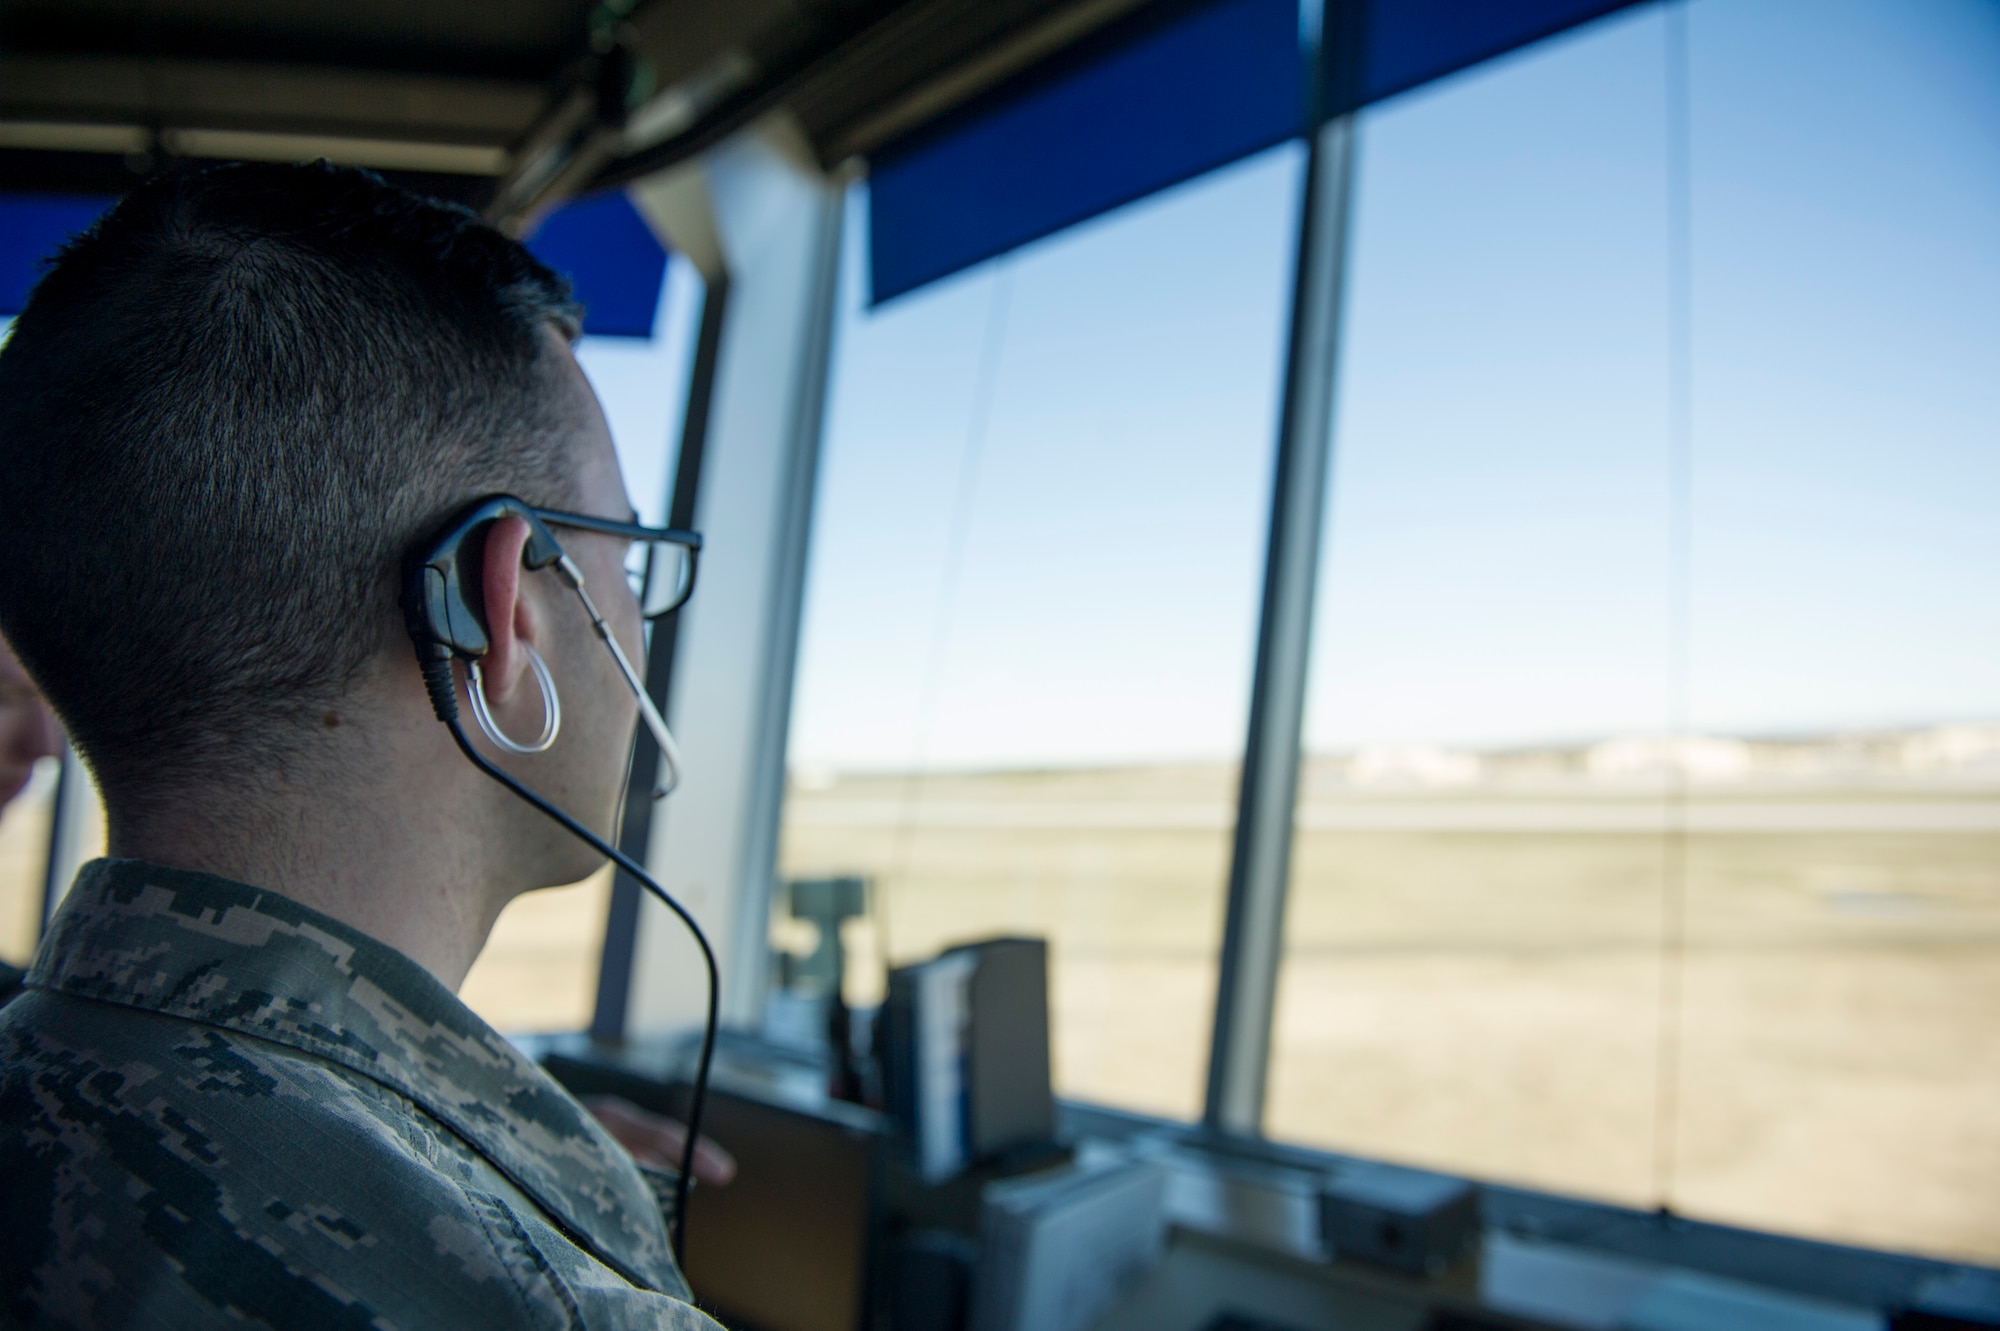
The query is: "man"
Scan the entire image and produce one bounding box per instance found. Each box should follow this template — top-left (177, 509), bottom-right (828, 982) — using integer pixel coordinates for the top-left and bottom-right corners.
top-left (0, 163), bottom-right (724, 1328)
top-left (1, 634), bottom-right (63, 1004)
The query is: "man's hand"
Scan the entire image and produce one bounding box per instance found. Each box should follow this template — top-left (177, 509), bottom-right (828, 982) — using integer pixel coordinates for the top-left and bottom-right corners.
top-left (585, 1095), bottom-right (737, 1187)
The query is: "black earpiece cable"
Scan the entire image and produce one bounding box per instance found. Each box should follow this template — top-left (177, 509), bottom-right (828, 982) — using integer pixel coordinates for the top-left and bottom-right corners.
top-left (419, 657), bottom-right (717, 1268)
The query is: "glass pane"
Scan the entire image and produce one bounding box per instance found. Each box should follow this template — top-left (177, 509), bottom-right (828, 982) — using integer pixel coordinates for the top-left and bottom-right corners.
top-left (1269, 0), bottom-right (2000, 1264)
top-left (1671, 0), bottom-right (2000, 1261)
top-left (631, 540), bottom-right (693, 618)
top-left (1268, 7), bottom-right (1676, 1206)
top-left (779, 145), bottom-right (1302, 1118)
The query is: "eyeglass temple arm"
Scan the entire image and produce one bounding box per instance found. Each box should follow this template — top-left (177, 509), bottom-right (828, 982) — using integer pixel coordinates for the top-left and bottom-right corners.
top-left (555, 555), bottom-right (684, 799)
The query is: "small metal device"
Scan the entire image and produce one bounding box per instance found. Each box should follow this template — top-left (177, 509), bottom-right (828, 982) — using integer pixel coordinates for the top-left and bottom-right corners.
top-left (1318, 1161), bottom-right (1480, 1277)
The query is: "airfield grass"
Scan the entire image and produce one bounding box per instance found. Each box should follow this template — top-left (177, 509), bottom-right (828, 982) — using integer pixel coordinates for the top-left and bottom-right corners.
top-left (771, 764), bottom-right (2000, 1265)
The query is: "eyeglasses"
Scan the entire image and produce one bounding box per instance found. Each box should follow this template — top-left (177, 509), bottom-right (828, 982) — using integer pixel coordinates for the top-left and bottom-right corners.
top-left (531, 509), bottom-right (702, 620)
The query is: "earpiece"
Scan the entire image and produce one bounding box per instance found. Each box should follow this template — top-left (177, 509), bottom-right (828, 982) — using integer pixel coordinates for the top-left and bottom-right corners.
top-left (403, 495), bottom-right (565, 671)
top-left (398, 493), bottom-right (717, 1267)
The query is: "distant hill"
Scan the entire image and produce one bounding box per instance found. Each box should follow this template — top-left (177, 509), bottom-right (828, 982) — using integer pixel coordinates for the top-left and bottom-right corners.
top-left (1309, 722), bottom-right (2000, 792)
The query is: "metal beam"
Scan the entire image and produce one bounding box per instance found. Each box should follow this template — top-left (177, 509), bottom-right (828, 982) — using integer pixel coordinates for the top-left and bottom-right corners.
top-left (591, 273), bottom-right (732, 1043)
top-left (0, 55), bottom-right (543, 144)
top-left (1203, 106), bottom-right (1358, 1135)
top-left (799, 0), bottom-right (1149, 162)
top-left (621, 121), bottom-right (845, 1039)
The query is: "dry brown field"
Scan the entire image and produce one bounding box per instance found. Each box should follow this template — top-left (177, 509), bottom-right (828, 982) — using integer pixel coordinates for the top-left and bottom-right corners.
top-left (775, 761), bottom-right (2000, 1266)
top-left (460, 868), bottom-right (612, 1031)
top-left (0, 767), bottom-right (57, 965)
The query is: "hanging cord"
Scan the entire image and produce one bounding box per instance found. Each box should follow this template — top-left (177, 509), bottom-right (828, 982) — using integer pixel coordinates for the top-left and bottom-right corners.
top-left (1652, 0), bottom-right (1695, 1212)
top-left (419, 657), bottom-right (717, 1268)
top-left (880, 265), bottom-right (1014, 964)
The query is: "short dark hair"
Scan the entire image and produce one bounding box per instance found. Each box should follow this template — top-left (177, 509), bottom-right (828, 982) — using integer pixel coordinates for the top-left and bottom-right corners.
top-left (0, 161), bottom-right (586, 823)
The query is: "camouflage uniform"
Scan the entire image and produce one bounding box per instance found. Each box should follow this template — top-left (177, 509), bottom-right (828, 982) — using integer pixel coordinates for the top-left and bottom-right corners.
top-left (0, 858), bottom-right (722, 1330)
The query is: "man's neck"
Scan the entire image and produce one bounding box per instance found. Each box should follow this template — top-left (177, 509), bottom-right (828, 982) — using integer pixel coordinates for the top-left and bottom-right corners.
top-left (111, 744), bottom-right (517, 991)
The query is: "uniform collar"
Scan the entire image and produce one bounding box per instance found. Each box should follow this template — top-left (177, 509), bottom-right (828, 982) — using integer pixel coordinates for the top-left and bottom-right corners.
top-left (30, 858), bottom-right (676, 1293)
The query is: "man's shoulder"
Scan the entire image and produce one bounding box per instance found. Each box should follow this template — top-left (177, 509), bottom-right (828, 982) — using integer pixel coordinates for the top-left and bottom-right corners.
top-left (2, 976), bottom-right (497, 1156)
top-left (0, 990), bottom-right (493, 1324)
top-left (0, 990), bottom-right (712, 1329)
top-left (0, 983), bottom-right (428, 1145)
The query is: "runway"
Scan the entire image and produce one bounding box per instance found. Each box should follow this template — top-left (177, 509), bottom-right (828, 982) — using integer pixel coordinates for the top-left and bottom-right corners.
top-left (784, 793), bottom-right (2000, 834)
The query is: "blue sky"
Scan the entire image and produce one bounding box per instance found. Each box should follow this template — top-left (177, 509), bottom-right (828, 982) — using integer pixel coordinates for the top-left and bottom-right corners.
top-left (577, 252), bottom-right (702, 530)
top-left (1315, 0), bottom-right (2000, 751)
top-left (590, 0), bottom-right (2000, 772)
top-left (786, 143), bottom-right (1298, 770)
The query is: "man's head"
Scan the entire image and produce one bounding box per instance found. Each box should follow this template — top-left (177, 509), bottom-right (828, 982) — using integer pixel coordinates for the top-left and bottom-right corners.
top-left (0, 635), bottom-right (61, 811)
top-left (0, 162), bottom-right (638, 885)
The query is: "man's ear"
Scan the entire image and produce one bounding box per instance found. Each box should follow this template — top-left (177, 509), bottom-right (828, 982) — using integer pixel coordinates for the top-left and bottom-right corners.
top-left (478, 515), bottom-right (541, 703)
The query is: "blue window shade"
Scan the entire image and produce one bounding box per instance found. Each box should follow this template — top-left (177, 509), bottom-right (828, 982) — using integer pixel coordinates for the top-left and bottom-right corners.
top-left (1357, 0), bottom-right (1647, 108)
top-left (526, 190), bottom-right (670, 339)
top-left (867, 0), bottom-right (1653, 304)
top-left (1, 194), bottom-right (114, 317)
top-left (869, 0), bottom-right (1303, 305)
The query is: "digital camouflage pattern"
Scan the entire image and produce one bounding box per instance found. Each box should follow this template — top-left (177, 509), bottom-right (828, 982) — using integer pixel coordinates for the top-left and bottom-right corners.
top-left (0, 858), bottom-right (722, 1330)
